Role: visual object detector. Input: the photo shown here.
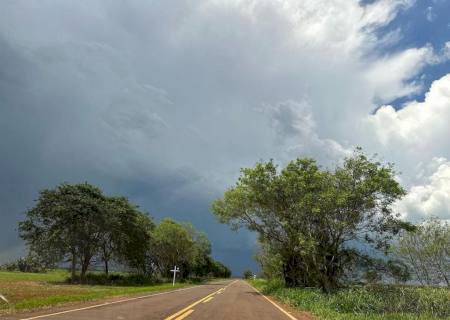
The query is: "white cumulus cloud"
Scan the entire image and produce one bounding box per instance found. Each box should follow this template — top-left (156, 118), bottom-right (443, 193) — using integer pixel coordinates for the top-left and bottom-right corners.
top-left (395, 158), bottom-right (450, 221)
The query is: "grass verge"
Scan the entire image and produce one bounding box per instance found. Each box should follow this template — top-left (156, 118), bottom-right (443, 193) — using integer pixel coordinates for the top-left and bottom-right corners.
top-left (0, 270), bottom-right (192, 315)
top-left (249, 279), bottom-right (450, 320)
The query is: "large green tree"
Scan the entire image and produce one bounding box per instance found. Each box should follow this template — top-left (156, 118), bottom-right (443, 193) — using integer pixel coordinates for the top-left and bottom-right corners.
top-left (212, 149), bottom-right (412, 291)
top-left (18, 183), bottom-right (155, 281)
top-left (19, 183), bottom-right (108, 282)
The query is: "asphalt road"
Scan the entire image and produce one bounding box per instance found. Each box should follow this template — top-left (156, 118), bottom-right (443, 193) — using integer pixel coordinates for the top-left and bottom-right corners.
top-left (4, 280), bottom-right (300, 320)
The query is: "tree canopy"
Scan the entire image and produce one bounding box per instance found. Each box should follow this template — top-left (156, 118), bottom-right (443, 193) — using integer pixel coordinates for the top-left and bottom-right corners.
top-left (212, 149), bottom-right (413, 291)
top-left (19, 182), bottom-right (230, 282)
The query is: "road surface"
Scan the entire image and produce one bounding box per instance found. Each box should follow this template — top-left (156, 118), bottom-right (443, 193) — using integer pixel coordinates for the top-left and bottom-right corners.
top-left (4, 280), bottom-right (302, 320)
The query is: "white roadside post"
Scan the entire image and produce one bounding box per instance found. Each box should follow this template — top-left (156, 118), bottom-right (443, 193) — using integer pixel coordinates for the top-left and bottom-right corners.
top-left (170, 265), bottom-right (180, 286)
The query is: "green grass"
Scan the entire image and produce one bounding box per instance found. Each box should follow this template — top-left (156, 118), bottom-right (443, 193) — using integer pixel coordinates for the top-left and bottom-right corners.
top-left (0, 269), bottom-right (68, 282)
top-left (250, 279), bottom-right (450, 320)
top-left (0, 270), bottom-right (192, 315)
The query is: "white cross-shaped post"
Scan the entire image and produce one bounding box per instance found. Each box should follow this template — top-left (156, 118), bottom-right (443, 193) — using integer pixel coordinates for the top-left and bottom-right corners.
top-left (170, 265), bottom-right (180, 286)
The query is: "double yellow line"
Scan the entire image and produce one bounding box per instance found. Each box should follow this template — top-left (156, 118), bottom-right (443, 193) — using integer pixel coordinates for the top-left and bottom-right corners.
top-left (164, 280), bottom-right (237, 320)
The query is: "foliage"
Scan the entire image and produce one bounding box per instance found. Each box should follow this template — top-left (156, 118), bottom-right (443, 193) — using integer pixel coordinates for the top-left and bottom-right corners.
top-left (151, 218), bottom-right (230, 279)
top-left (213, 148), bottom-right (412, 291)
top-left (0, 255), bottom-right (48, 273)
top-left (18, 183), bottom-right (111, 282)
top-left (152, 218), bottom-right (197, 277)
top-left (364, 270), bottom-right (382, 284)
top-left (385, 259), bottom-right (411, 284)
top-left (66, 272), bottom-right (159, 286)
top-left (243, 269), bottom-right (253, 279)
top-left (251, 279), bottom-right (450, 319)
top-left (255, 241), bottom-right (283, 280)
top-left (210, 260), bottom-right (232, 278)
top-left (109, 197), bottom-right (155, 275)
top-left (394, 217), bottom-right (450, 287)
top-left (18, 183), bottom-right (231, 283)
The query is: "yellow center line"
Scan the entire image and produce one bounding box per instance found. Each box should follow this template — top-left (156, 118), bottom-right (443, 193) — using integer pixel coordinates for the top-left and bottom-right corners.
top-left (164, 280), bottom-right (237, 320)
top-left (174, 309), bottom-right (194, 320)
top-left (202, 296), bottom-right (214, 303)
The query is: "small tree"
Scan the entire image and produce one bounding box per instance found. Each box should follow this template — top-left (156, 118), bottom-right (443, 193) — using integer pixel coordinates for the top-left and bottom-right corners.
top-left (395, 218), bottom-right (449, 287)
top-left (152, 219), bottom-right (196, 278)
top-left (243, 269), bottom-right (253, 279)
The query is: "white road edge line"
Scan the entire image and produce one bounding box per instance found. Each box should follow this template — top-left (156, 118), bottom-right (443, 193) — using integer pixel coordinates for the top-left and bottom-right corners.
top-left (245, 281), bottom-right (297, 320)
top-left (19, 285), bottom-right (202, 320)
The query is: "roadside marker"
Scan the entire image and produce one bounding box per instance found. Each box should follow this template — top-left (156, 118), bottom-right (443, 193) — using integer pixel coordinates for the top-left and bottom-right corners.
top-left (245, 281), bottom-right (297, 320)
top-left (170, 266), bottom-right (180, 286)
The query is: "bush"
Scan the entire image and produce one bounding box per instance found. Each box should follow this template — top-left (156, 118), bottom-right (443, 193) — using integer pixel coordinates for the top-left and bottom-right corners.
top-left (0, 256), bottom-right (47, 273)
top-left (243, 269), bottom-right (253, 279)
top-left (364, 270), bottom-right (381, 284)
top-left (67, 272), bottom-right (159, 286)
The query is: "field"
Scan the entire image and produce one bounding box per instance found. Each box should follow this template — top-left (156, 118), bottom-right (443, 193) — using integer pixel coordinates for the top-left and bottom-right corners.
top-left (250, 279), bottom-right (450, 320)
top-left (0, 270), bottom-right (191, 315)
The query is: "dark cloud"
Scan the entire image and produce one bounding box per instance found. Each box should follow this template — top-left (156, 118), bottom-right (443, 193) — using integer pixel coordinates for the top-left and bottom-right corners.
top-left (1, 0), bottom-right (449, 274)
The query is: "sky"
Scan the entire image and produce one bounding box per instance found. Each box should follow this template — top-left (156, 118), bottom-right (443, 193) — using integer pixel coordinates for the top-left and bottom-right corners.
top-left (0, 0), bottom-right (449, 275)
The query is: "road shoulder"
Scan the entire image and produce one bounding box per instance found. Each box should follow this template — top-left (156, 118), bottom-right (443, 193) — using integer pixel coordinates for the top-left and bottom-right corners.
top-left (245, 281), bottom-right (315, 320)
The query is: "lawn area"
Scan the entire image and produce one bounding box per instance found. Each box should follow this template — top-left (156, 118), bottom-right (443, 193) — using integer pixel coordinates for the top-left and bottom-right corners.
top-left (0, 270), bottom-right (191, 315)
top-left (249, 279), bottom-right (450, 320)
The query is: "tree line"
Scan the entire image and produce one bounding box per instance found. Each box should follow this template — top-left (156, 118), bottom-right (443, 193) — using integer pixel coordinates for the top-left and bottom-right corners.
top-left (18, 183), bottom-right (231, 283)
top-left (212, 148), bottom-right (449, 291)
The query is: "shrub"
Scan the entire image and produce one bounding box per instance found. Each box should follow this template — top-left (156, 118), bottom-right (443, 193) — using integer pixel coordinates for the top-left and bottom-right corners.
top-left (243, 269), bottom-right (253, 279)
top-left (0, 255), bottom-right (47, 273)
top-left (67, 272), bottom-right (159, 286)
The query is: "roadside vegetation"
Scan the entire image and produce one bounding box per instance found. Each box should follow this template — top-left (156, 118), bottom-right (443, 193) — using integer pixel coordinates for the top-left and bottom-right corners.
top-left (213, 148), bottom-right (450, 319)
top-left (250, 279), bottom-right (450, 320)
top-left (15, 183), bottom-right (231, 282)
top-left (0, 183), bottom-right (231, 314)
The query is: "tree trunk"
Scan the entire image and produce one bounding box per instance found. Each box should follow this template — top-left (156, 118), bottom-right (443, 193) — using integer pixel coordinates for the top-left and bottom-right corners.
top-left (80, 253), bottom-right (92, 284)
top-left (80, 263), bottom-right (89, 284)
top-left (283, 258), bottom-right (300, 287)
top-left (104, 259), bottom-right (109, 277)
top-left (70, 252), bottom-right (77, 283)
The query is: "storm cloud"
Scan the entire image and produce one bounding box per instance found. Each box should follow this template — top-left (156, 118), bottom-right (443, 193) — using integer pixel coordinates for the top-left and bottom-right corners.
top-left (1, 0), bottom-right (450, 274)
